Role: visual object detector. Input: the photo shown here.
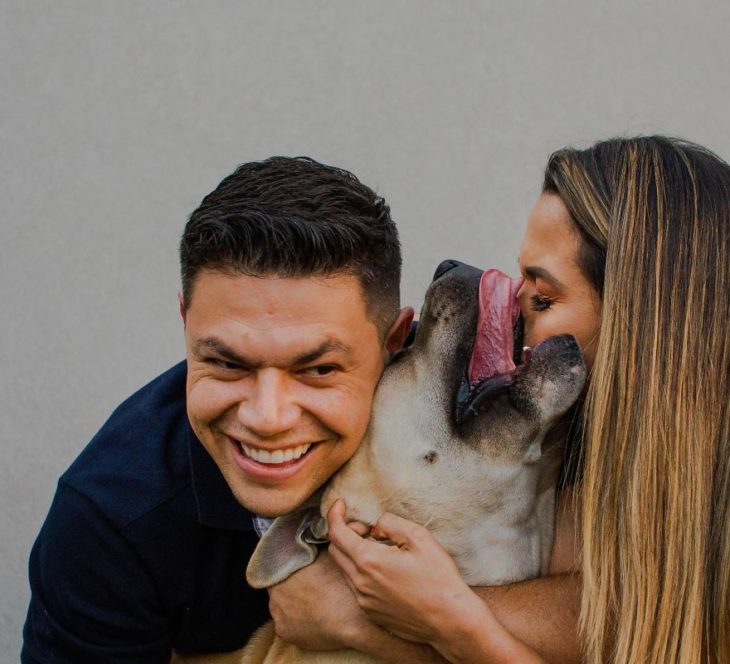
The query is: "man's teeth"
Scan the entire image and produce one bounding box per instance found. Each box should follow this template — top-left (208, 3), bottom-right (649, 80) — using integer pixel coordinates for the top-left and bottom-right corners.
top-left (240, 442), bottom-right (312, 464)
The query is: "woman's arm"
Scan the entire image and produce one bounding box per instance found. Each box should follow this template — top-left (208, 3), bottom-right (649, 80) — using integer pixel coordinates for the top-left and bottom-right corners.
top-left (468, 574), bottom-right (581, 664)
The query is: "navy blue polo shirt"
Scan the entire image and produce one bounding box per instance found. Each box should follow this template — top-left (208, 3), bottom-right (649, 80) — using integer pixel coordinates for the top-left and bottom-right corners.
top-left (22, 362), bottom-right (270, 663)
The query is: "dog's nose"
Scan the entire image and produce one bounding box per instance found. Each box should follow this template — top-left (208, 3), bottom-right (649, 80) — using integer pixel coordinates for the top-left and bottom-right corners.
top-left (433, 259), bottom-right (464, 281)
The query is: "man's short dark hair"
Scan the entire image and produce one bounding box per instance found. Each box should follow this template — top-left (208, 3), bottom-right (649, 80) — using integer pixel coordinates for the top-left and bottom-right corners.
top-left (180, 156), bottom-right (402, 332)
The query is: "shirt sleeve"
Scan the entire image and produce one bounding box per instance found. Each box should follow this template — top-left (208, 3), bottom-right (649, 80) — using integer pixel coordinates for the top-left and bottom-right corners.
top-left (22, 481), bottom-right (173, 664)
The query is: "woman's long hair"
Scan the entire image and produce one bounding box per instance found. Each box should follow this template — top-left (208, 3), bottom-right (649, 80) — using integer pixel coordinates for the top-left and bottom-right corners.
top-left (544, 136), bottom-right (730, 663)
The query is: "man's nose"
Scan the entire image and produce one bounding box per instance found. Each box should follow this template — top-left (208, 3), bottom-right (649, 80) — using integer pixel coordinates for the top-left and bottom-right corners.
top-left (236, 370), bottom-right (300, 437)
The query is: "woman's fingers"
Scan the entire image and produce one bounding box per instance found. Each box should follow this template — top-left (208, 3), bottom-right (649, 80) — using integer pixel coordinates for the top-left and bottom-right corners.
top-left (327, 500), bottom-right (386, 582)
top-left (326, 500), bottom-right (364, 581)
top-left (347, 521), bottom-right (371, 537)
top-left (327, 500), bottom-right (367, 552)
top-left (327, 542), bottom-right (359, 594)
top-left (328, 501), bottom-right (432, 563)
top-left (370, 511), bottom-right (428, 548)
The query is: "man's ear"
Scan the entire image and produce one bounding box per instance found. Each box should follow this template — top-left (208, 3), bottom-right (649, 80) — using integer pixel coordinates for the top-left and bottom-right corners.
top-left (178, 292), bottom-right (187, 325)
top-left (384, 306), bottom-right (415, 355)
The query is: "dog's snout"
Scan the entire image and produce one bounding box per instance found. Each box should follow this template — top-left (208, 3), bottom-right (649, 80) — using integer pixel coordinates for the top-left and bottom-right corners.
top-left (433, 259), bottom-right (464, 281)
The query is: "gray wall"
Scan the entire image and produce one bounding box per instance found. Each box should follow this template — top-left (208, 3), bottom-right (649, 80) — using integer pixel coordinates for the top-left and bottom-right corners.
top-left (2, 0), bottom-right (729, 659)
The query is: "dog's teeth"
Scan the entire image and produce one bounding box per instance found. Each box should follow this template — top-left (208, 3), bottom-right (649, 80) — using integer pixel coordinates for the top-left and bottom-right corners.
top-left (240, 442), bottom-right (312, 464)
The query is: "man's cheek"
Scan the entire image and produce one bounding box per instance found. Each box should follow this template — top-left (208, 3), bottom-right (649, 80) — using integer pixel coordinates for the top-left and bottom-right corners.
top-left (188, 380), bottom-right (237, 419)
top-left (186, 394), bottom-right (214, 426)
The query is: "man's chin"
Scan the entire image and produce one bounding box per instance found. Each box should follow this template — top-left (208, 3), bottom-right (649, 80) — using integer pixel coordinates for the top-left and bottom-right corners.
top-left (231, 484), bottom-right (317, 517)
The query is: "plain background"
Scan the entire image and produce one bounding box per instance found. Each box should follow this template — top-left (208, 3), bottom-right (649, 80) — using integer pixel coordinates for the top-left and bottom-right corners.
top-left (2, 1), bottom-right (729, 660)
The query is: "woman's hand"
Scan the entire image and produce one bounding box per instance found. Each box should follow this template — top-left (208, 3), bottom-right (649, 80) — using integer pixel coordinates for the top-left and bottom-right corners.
top-left (326, 500), bottom-right (490, 648)
top-left (327, 500), bottom-right (552, 663)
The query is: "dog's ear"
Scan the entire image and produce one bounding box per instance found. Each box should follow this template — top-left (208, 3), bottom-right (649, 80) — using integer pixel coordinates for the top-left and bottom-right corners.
top-left (246, 495), bottom-right (328, 589)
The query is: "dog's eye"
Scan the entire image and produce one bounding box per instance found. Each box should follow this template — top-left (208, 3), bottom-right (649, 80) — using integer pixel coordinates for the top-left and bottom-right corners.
top-left (530, 295), bottom-right (554, 312)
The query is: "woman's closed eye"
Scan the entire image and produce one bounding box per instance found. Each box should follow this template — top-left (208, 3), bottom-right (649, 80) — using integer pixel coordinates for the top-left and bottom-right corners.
top-left (530, 294), bottom-right (554, 312)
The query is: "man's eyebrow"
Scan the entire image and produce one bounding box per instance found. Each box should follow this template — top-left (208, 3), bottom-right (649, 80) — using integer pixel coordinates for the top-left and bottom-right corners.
top-left (192, 337), bottom-right (352, 368)
top-left (523, 266), bottom-right (567, 290)
top-left (292, 339), bottom-right (352, 365)
top-left (192, 338), bottom-right (260, 368)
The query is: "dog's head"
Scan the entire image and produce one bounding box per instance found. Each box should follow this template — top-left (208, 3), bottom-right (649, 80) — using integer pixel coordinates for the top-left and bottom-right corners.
top-left (247, 261), bottom-right (585, 588)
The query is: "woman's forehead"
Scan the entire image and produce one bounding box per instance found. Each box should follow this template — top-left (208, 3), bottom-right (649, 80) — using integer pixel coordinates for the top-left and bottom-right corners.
top-left (520, 194), bottom-right (581, 269)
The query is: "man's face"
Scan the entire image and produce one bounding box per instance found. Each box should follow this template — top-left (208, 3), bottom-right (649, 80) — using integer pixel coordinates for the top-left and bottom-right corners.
top-left (182, 270), bottom-right (408, 516)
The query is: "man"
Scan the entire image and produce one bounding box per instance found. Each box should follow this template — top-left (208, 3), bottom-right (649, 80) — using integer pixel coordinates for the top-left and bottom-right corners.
top-left (23, 157), bottom-right (581, 664)
top-left (22, 156), bottom-right (413, 662)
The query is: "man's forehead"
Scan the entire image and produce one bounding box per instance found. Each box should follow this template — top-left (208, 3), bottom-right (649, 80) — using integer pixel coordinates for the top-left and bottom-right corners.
top-left (184, 271), bottom-right (383, 360)
top-left (189, 270), bottom-right (369, 314)
top-left (191, 267), bottom-right (364, 292)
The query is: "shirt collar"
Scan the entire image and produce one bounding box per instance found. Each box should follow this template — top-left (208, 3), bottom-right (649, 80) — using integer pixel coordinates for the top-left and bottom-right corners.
top-left (187, 427), bottom-right (257, 532)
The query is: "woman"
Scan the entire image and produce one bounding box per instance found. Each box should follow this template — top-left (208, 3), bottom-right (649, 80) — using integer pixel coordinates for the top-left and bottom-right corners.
top-left (327, 136), bottom-right (730, 663)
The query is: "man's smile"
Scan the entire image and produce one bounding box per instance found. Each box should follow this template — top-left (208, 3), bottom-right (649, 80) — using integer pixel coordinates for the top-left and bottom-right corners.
top-left (227, 435), bottom-right (323, 482)
top-left (238, 441), bottom-right (314, 465)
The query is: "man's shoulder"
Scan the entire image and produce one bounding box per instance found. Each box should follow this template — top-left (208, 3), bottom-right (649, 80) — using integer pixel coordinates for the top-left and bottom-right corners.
top-left (61, 361), bottom-right (193, 528)
top-left (100, 360), bottom-right (189, 436)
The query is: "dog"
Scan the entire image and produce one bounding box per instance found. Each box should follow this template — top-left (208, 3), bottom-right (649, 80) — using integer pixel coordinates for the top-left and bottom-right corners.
top-left (173, 260), bottom-right (585, 664)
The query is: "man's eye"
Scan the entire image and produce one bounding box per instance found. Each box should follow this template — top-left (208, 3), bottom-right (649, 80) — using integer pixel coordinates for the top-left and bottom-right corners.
top-left (209, 359), bottom-right (244, 371)
top-left (300, 365), bottom-right (338, 377)
top-left (530, 294), bottom-right (554, 312)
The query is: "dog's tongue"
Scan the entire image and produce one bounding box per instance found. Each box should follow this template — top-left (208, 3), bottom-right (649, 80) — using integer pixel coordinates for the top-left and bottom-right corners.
top-left (467, 269), bottom-right (523, 385)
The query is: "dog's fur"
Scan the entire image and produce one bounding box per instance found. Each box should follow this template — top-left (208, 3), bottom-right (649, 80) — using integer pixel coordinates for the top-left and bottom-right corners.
top-left (173, 263), bottom-right (585, 664)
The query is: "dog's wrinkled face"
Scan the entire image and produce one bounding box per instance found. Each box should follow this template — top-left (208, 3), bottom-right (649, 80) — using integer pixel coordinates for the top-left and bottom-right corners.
top-left (247, 261), bottom-right (585, 589)
top-left (321, 262), bottom-right (585, 553)
top-left (410, 260), bottom-right (584, 460)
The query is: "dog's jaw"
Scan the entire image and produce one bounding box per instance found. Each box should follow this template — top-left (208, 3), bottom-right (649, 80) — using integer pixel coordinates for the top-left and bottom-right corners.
top-left (320, 438), bottom-right (385, 527)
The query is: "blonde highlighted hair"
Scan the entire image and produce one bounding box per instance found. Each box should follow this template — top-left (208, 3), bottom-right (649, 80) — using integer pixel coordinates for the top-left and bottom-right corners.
top-left (544, 137), bottom-right (730, 663)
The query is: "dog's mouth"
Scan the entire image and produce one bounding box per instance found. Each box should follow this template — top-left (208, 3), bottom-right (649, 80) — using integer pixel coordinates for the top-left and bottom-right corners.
top-left (456, 269), bottom-right (525, 425)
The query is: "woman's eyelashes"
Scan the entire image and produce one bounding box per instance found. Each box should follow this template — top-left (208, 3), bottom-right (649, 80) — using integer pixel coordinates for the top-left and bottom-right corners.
top-left (530, 294), bottom-right (554, 311)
